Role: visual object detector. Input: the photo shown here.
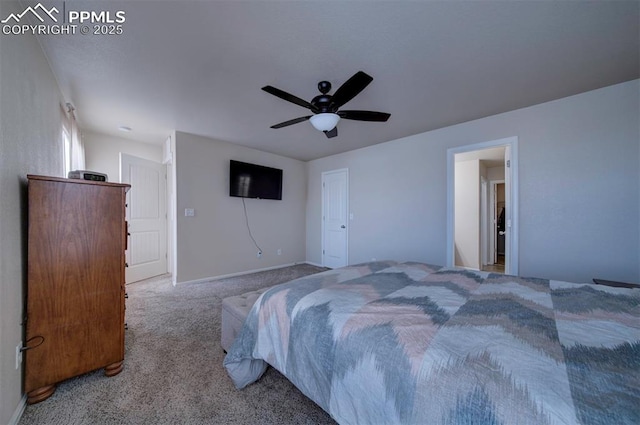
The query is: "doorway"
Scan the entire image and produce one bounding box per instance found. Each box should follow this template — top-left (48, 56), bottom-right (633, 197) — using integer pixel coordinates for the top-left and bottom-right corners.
top-left (485, 182), bottom-right (506, 273)
top-left (322, 169), bottom-right (349, 268)
top-left (120, 153), bottom-right (168, 283)
top-left (446, 137), bottom-right (518, 275)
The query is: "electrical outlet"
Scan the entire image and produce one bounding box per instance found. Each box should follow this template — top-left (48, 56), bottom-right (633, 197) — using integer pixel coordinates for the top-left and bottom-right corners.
top-left (257, 251), bottom-right (262, 258)
top-left (277, 249), bottom-right (282, 256)
top-left (15, 343), bottom-right (22, 370)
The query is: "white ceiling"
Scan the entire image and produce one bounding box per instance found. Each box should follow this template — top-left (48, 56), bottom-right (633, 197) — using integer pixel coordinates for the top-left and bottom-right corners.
top-left (456, 146), bottom-right (505, 168)
top-left (28, 0), bottom-right (639, 161)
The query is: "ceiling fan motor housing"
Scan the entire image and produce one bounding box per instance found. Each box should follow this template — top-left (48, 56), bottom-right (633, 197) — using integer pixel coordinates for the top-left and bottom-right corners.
top-left (312, 94), bottom-right (334, 113)
top-left (313, 81), bottom-right (336, 112)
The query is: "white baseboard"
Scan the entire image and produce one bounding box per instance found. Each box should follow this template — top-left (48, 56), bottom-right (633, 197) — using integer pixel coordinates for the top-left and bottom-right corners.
top-left (8, 395), bottom-right (26, 425)
top-left (177, 263), bottom-right (300, 285)
top-left (456, 265), bottom-right (481, 271)
top-left (176, 261), bottom-right (331, 285)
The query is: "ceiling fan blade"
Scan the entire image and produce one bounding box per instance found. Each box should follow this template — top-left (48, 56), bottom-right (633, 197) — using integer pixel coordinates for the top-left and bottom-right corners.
top-left (262, 86), bottom-right (319, 112)
top-left (338, 110), bottom-right (391, 122)
top-left (324, 127), bottom-right (338, 138)
top-left (270, 116), bottom-right (312, 129)
top-left (330, 71), bottom-right (373, 109)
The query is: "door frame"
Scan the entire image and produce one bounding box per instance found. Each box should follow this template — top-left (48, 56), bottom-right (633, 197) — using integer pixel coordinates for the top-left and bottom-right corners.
top-left (446, 136), bottom-right (519, 275)
top-left (321, 168), bottom-right (349, 268)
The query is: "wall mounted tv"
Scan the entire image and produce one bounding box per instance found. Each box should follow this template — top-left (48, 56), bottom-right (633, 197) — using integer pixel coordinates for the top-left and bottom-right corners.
top-left (229, 160), bottom-right (283, 200)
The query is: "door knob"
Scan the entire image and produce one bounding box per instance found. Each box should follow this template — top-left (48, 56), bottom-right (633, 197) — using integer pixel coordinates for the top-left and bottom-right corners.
top-left (341, 225), bottom-right (346, 228)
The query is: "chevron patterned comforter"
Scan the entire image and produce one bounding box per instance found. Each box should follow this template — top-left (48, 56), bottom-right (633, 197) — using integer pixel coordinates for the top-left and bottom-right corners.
top-left (224, 261), bottom-right (640, 425)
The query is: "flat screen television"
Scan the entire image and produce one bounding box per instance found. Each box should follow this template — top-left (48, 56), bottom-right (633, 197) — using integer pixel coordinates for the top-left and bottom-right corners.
top-left (229, 160), bottom-right (283, 200)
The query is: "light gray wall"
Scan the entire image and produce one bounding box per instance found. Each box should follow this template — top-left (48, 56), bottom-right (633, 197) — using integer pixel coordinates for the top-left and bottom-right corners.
top-left (175, 132), bottom-right (307, 282)
top-left (307, 80), bottom-right (639, 283)
top-left (0, 1), bottom-right (66, 422)
top-left (487, 165), bottom-right (505, 181)
top-left (84, 131), bottom-right (163, 183)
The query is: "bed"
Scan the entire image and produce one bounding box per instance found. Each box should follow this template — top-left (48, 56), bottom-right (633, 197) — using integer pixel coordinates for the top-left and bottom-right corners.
top-left (223, 261), bottom-right (640, 424)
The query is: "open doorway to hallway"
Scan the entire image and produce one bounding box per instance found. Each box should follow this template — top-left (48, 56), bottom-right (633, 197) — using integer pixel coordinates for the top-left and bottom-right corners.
top-left (447, 137), bottom-right (519, 275)
top-left (483, 182), bottom-right (505, 273)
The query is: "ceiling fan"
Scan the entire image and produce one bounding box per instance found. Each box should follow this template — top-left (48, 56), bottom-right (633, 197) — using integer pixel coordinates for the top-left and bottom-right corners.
top-left (262, 71), bottom-right (390, 138)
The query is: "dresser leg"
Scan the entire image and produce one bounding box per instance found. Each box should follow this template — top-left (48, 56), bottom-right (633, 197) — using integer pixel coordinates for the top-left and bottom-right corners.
top-left (104, 360), bottom-right (124, 377)
top-left (27, 385), bottom-right (56, 404)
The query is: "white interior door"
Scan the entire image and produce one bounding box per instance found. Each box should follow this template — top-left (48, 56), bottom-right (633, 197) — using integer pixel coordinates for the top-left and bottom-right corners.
top-left (322, 169), bottom-right (348, 268)
top-left (480, 177), bottom-right (488, 266)
top-left (120, 154), bottom-right (167, 283)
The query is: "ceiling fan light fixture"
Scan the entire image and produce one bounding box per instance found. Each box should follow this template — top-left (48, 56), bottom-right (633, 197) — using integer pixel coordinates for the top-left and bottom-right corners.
top-left (309, 113), bottom-right (340, 132)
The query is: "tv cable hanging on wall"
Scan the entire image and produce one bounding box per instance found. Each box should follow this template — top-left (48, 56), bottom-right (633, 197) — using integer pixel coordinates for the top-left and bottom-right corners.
top-left (242, 198), bottom-right (263, 256)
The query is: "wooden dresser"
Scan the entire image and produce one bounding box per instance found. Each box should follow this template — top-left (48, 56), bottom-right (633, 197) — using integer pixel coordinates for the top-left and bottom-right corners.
top-left (25, 175), bottom-right (130, 404)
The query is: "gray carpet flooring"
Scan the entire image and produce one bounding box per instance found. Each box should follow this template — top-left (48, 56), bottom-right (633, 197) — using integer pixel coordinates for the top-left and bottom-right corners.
top-left (19, 264), bottom-right (337, 425)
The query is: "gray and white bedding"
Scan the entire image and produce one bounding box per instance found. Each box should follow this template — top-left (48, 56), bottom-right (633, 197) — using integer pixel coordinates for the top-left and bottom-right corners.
top-left (224, 261), bottom-right (639, 424)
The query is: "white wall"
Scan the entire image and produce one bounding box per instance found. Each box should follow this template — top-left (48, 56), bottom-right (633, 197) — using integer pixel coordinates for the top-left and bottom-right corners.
top-left (174, 132), bottom-right (307, 282)
top-left (0, 2), bottom-right (66, 422)
top-left (487, 165), bottom-right (505, 181)
top-left (307, 80), bottom-right (639, 283)
top-left (84, 131), bottom-right (163, 182)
